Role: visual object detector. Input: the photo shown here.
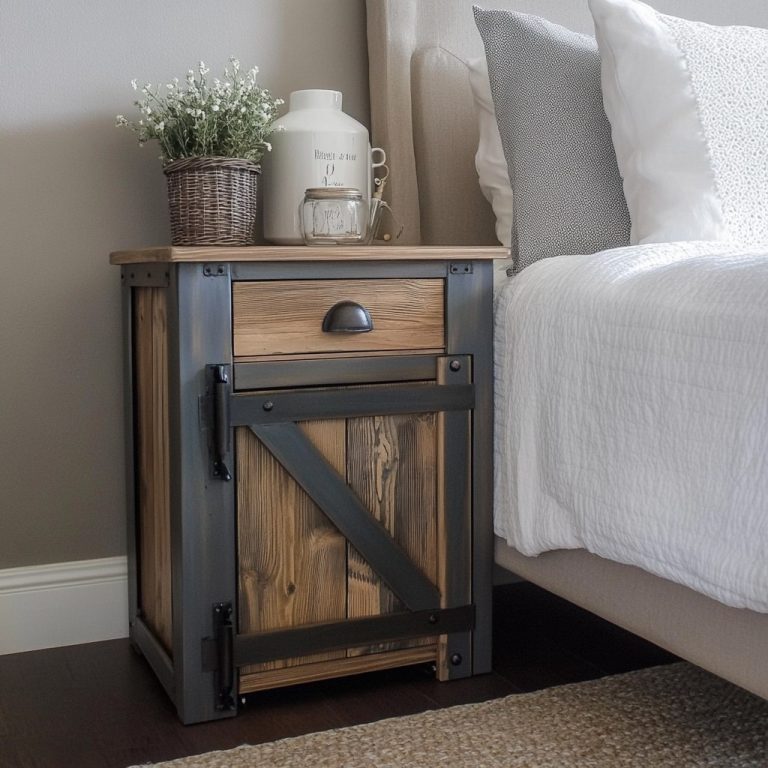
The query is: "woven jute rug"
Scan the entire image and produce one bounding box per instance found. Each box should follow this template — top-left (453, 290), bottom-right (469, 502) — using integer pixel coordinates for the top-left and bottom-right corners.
top-left (135, 663), bottom-right (768, 767)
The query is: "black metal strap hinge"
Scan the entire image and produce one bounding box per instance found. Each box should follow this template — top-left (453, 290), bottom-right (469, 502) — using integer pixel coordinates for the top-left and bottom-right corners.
top-left (201, 602), bottom-right (235, 711)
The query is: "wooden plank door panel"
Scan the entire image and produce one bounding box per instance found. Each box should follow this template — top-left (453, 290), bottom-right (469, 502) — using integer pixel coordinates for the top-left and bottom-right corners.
top-left (346, 413), bottom-right (439, 655)
top-left (237, 420), bottom-right (348, 674)
top-left (237, 409), bottom-right (442, 674)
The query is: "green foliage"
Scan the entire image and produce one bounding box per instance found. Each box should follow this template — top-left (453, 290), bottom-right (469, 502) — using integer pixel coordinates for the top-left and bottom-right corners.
top-left (116, 58), bottom-right (283, 164)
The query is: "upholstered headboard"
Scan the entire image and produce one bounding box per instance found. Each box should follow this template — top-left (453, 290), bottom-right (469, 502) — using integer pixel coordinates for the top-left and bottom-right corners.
top-left (366, 0), bottom-right (768, 246)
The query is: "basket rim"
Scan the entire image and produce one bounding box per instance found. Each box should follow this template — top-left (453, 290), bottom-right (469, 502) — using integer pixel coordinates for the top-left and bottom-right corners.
top-left (163, 155), bottom-right (262, 175)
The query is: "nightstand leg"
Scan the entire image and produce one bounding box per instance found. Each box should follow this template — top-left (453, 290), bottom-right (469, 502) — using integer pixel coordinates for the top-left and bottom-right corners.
top-left (436, 355), bottom-right (473, 680)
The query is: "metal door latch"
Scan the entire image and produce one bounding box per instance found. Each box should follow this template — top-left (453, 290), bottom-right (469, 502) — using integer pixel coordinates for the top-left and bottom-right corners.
top-left (210, 364), bottom-right (232, 481)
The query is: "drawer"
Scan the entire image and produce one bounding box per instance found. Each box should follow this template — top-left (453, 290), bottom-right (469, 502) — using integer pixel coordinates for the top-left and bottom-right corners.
top-left (232, 279), bottom-right (445, 357)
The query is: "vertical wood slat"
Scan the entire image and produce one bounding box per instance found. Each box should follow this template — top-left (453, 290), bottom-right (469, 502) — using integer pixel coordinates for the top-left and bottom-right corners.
top-left (134, 287), bottom-right (172, 654)
top-left (237, 420), bottom-right (348, 673)
top-left (346, 413), bottom-right (439, 656)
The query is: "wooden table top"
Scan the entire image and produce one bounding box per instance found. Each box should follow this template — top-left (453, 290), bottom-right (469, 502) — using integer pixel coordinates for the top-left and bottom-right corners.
top-left (109, 245), bottom-right (511, 265)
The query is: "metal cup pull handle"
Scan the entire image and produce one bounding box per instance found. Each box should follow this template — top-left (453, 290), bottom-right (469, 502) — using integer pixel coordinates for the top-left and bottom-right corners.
top-left (322, 301), bottom-right (374, 333)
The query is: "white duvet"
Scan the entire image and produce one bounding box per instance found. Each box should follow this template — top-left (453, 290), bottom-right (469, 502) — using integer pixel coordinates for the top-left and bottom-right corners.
top-left (494, 241), bottom-right (768, 612)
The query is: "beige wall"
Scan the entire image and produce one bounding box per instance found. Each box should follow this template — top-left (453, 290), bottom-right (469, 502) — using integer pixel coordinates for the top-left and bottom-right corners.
top-left (0, 0), bottom-right (369, 569)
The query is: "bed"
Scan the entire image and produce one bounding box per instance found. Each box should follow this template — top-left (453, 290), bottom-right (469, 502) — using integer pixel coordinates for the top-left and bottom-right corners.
top-left (366, 0), bottom-right (768, 700)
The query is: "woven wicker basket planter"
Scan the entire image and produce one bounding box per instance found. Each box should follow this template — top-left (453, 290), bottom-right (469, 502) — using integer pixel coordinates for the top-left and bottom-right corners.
top-left (164, 156), bottom-right (260, 246)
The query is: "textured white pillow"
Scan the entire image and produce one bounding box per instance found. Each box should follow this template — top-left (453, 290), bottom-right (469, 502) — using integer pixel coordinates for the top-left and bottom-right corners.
top-left (467, 56), bottom-right (513, 248)
top-left (589, 0), bottom-right (768, 245)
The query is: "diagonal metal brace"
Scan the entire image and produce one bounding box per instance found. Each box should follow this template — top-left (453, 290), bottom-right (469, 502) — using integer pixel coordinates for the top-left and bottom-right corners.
top-left (249, 422), bottom-right (442, 612)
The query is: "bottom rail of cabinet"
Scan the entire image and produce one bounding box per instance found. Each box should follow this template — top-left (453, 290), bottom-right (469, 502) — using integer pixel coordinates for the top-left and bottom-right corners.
top-left (239, 645), bottom-right (437, 694)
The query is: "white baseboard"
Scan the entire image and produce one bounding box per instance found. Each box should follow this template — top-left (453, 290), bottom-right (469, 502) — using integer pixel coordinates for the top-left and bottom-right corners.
top-left (0, 556), bottom-right (129, 655)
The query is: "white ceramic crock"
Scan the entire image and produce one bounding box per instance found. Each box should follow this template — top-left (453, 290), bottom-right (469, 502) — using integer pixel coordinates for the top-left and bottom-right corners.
top-left (263, 89), bottom-right (382, 244)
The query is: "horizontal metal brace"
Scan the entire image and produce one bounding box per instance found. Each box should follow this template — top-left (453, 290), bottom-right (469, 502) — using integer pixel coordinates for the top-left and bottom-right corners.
top-left (231, 383), bottom-right (474, 425)
top-left (121, 264), bottom-right (170, 287)
top-left (233, 354), bottom-right (439, 391)
top-left (449, 263), bottom-right (473, 275)
top-left (232, 605), bottom-right (475, 667)
top-left (230, 261), bottom-right (449, 281)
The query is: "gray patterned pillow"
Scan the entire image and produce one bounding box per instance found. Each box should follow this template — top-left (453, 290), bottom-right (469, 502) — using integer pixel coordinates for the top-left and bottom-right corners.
top-left (473, 7), bottom-right (630, 271)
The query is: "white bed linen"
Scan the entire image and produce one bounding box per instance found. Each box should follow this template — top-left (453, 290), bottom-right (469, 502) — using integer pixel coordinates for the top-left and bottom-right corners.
top-left (494, 241), bottom-right (768, 612)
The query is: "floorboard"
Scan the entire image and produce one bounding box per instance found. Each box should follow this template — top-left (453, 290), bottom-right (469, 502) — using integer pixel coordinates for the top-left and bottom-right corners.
top-left (0, 583), bottom-right (677, 768)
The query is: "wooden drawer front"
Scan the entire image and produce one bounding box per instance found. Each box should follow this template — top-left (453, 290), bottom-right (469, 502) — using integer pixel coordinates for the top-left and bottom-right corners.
top-left (232, 279), bottom-right (444, 357)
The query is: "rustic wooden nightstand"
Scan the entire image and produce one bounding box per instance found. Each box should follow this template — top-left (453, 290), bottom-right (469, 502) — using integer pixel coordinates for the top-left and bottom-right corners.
top-left (111, 244), bottom-right (507, 724)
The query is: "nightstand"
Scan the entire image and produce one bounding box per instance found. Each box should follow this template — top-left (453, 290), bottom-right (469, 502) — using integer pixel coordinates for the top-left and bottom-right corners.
top-left (110, 244), bottom-right (507, 724)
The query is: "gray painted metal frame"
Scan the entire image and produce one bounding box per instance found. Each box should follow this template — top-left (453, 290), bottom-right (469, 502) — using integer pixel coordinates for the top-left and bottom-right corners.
top-left (234, 354), bottom-right (437, 390)
top-left (229, 260), bottom-right (448, 281)
top-left (166, 263), bottom-right (238, 723)
top-left (121, 264), bottom-right (236, 723)
top-left (121, 277), bottom-right (139, 647)
top-left (436, 355), bottom-right (473, 679)
top-left (121, 255), bottom-right (495, 724)
top-left (121, 263), bottom-right (171, 289)
top-left (133, 617), bottom-right (175, 696)
top-left (445, 261), bottom-right (494, 675)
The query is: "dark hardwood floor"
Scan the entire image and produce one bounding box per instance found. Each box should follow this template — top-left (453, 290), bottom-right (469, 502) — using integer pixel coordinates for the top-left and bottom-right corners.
top-left (0, 583), bottom-right (676, 768)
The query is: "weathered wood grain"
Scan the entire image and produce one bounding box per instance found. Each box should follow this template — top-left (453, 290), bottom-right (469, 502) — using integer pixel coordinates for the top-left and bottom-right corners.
top-left (346, 413), bottom-right (439, 655)
top-left (134, 287), bottom-right (172, 654)
top-left (110, 245), bottom-right (509, 264)
top-left (237, 420), bottom-right (348, 674)
top-left (239, 645), bottom-right (437, 694)
top-left (232, 279), bottom-right (444, 357)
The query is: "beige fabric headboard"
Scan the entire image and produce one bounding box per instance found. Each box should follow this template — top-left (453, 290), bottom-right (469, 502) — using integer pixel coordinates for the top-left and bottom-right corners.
top-left (366, 0), bottom-right (768, 247)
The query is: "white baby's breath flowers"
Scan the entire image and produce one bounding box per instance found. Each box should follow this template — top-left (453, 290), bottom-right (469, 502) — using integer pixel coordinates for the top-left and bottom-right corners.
top-left (116, 56), bottom-right (283, 165)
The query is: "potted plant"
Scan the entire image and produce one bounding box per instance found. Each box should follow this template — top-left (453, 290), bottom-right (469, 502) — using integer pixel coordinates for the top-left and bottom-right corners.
top-left (117, 58), bottom-right (283, 245)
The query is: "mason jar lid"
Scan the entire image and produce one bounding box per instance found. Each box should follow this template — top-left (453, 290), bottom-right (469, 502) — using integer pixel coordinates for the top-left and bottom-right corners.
top-left (304, 187), bottom-right (363, 200)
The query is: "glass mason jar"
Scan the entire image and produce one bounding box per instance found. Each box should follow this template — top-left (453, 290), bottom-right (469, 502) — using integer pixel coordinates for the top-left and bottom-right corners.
top-left (300, 187), bottom-right (367, 245)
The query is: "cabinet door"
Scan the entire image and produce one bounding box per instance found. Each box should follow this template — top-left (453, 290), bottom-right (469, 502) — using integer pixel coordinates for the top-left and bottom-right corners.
top-left (236, 409), bottom-right (442, 683)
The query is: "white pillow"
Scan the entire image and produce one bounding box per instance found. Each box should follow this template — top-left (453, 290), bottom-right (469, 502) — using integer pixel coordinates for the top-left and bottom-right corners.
top-left (589, 0), bottom-right (768, 245)
top-left (467, 56), bottom-right (513, 249)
